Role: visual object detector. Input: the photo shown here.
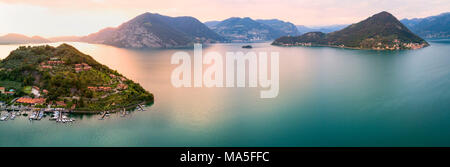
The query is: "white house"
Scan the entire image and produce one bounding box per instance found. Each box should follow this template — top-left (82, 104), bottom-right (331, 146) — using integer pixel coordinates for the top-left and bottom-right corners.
top-left (31, 86), bottom-right (41, 97)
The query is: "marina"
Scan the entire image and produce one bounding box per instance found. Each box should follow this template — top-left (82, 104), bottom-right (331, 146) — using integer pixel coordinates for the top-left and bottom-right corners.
top-left (0, 104), bottom-right (145, 123)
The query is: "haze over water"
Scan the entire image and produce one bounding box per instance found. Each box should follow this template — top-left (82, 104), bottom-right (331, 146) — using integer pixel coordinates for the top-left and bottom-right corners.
top-left (0, 41), bottom-right (449, 146)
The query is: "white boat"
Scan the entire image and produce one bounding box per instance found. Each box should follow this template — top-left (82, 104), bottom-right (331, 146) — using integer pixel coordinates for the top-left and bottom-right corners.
top-left (10, 113), bottom-right (16, 120)
top-left (37, 111), bottom-right (44, 120)
top-left (0, 114), bottom-right (9, 121)
top-left (56, 114), bottom-right (74, 123)
top-left (29, 112), bottom-right (37, 120)
top-left (49, 111), bottom-right (60, 120)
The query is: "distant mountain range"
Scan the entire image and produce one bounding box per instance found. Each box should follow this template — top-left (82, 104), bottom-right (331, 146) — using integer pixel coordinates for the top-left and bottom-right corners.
top-left (1, 11), bottom-right (448, 48)
top-left (255, 19), bottom-right (300, 36)
top-left (0, 33), bottom-right (50, 44)
top-left (401, 12), bottom-right (450, 39)
top-left (81, 13), bottom-right (224, 48)
top-left (48, 36), bottom-right (82, 42)
top-left (205, 18), bottom-right (299, 42)
top-left (295, 24), bottom-right (348, 34)
top-left (273, 11), bottom-right (429, 50)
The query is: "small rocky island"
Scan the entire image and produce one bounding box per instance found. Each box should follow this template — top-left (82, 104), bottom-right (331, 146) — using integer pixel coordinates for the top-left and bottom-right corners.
top-left (272, 11), bottom-right (429, 50)
top-left (0, 44), bottom-right (153, 114)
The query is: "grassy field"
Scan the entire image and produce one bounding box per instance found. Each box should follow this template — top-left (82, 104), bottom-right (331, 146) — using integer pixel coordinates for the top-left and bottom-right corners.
top-left (0, 80), bottom-right (22, 90)
top-left (23, 86), bottom-right (32, 94)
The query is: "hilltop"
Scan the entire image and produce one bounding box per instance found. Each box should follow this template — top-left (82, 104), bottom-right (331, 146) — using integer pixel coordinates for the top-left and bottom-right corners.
top-left (0, 44), bottom-right (153, 112)
top-left (0, 33), bottom-right (50, 45)
top-left (273, 11), bottom-right (429, 50)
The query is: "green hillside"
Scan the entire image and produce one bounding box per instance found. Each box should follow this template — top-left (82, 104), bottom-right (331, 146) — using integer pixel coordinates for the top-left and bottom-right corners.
top-left (0, 44), bottom-right (153, 112)
top-left (273, 11), bottom-right (429, 50)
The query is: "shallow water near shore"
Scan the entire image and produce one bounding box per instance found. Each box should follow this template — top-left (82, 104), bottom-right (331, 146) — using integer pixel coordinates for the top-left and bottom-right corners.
top-left (0, 41), bottom-right (450, 146)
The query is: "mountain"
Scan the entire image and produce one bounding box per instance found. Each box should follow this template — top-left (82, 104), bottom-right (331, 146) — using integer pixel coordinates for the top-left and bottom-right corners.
top-left (255, 19), bottom-right (300, 36)
top-left (208, 17), bottom-right (289, 42)
top-left (273, 11), bottom-right (429, 50)
top-left (48, 36), bottom-right (82, 42)
top-left (0, 33), bottom-right (51, 44)
top-left (0, 44), bottom-right (153, 112)
top-left (401, 12), bottom-right (450, 39)
top-left (204, 21), bottom-right (221, 28)
top-left (82, 12), bottom-right (224, 48)
top-left (296, 24), bottom-right (348, 34)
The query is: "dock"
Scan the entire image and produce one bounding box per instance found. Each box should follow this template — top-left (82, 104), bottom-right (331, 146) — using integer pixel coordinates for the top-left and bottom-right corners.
top-left (99, 111), bottom-right (110, 120)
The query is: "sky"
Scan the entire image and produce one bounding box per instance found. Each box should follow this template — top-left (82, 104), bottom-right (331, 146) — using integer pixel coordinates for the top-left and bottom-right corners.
top-left (0, 0), bottom-right (448, 38)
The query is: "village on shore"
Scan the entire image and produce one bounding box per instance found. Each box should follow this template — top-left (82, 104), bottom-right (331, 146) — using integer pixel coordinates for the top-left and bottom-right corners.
top-left (0, 59), bottom-right (148, 123)
top-left (0, 83), bottom-right (147, 122)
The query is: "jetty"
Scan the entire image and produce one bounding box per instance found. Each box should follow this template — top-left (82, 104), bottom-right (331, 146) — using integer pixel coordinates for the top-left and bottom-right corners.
top-left (120, 108), bottom-right (128, 117)
top-left (136, 104), bottom-right (146, 111)
top-left (99, 111), bottom-right (110, 120)
top-left (55, 111), bottom-right (75, 123)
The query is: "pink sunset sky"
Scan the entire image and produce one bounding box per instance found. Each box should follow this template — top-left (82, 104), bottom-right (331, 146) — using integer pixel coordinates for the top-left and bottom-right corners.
top-left (0, 0), bottom-right (448, 38)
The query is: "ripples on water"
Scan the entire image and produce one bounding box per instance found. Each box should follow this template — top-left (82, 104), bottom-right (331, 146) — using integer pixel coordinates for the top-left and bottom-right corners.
top-left (0, 41), bottom-right (449, 146)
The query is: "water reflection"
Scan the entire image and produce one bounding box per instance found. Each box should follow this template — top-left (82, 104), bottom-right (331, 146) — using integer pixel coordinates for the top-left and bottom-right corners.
top-left (0, 41), bottom-right (450, 146)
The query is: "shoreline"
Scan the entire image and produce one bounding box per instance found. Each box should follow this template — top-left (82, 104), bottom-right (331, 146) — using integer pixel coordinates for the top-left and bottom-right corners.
top-left (271, 42), bottom-right (430, 51)
top-left (71, 100), bottom-right (153, 114)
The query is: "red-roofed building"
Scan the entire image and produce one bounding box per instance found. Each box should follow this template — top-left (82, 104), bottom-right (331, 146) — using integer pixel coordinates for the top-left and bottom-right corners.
top-left (88, 86), bottom-right (112, 92)
top-left (16, 97), bottom-right (46, 105)
top-left (117, 84), bottom-right (128, 90)
top-left (74, 63), bottom-right (92, 72)
top-left (47, 61), bottom-right (65, 65)
top-left (41, 65), bottom-right (53, 69)
top-left (55, 101), bottom-right (66, 107)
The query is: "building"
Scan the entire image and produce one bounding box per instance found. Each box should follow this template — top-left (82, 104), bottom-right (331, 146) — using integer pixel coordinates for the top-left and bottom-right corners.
top-left (41, 65), bottom-right (53, 69)
top-left (16, 97), bottom-right (46, 105)
top-left (55, 101), bottom-right (66, 107)
top-left (0, 87), bottom-right (5, 94)
top-left (31, 86), bottom-right (41, 97)
top-left (5, 89), bottom-right (14, 95)
top-left (87, 86), bottom-right (96, 91)
top-left (88, 86), bottom-right (112, 92)
top-left (47, 60), bottom-right (65, 65)
top-left (117, 84), bottom-right (128, 90)
top-left (98, 86), bottom-right (112, 91)
top-left (74, 63), bottom-right (92, 72)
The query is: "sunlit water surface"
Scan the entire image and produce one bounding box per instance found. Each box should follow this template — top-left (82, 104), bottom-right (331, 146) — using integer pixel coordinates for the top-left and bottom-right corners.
top-left (0, 41), bottom-right (449, 146)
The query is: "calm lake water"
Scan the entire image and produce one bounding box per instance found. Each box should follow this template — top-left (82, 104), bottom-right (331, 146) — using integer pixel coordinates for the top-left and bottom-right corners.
top-left (0, 41), bottom-right (449, 146)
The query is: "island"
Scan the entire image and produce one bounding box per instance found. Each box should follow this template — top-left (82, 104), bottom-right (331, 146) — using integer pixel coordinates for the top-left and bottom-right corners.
top-left (272, 11), bottom-right (429, 50)
top-left (0, 44), bottom-right (153, 114)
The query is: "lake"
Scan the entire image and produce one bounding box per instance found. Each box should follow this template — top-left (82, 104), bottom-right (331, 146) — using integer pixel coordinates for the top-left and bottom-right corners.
top-left (0, 41), bottom-right (449, 146)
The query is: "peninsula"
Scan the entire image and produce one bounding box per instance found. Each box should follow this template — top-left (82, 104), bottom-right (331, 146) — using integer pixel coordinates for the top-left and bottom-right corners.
top-left (0, 44), bottom-right (153, 113)
top-left (272, 11), bottom-right (429, 50)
